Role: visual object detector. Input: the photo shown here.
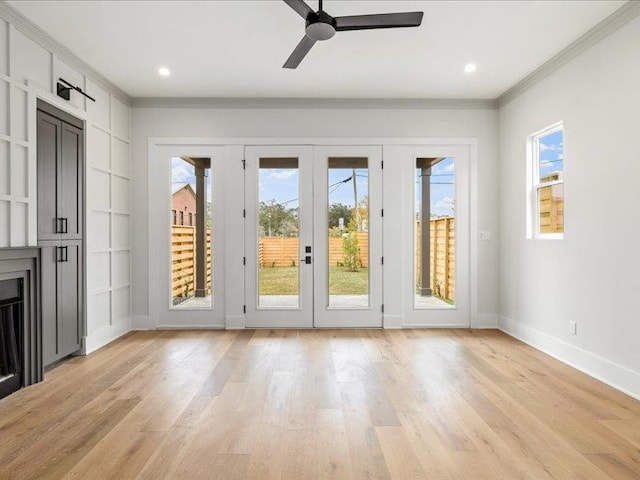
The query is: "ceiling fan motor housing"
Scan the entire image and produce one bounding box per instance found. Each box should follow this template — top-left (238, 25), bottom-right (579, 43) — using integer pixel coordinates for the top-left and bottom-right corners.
top-left (305, 11), bottom-right (336, 41)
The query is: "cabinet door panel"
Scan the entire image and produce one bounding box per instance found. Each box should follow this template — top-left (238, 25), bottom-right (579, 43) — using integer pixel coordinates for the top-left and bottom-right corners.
top-left (60, 124), bottom-right (83, 240)
top-left (40, 244), bottom-right (60, 366)
top-left (60, 241), bottom-right (82, 356)
top-left (37, 112), bottom-right (60, 241)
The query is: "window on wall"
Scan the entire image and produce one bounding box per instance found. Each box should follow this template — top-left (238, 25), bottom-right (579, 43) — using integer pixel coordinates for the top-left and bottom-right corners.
top-left (529, 123), bottom-right (564, 238)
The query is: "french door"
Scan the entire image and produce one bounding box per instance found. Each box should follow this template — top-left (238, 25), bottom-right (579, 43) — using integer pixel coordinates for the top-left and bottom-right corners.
top-left (244, 145), bottom-right (383, 328)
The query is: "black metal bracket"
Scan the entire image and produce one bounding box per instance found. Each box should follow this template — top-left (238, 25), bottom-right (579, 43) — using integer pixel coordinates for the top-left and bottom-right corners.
top-left (56, 78), bottom-right (96, 103)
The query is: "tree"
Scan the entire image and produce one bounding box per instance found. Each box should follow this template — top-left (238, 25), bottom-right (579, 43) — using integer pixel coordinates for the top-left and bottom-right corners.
top-left (342, 217), bottom-right (361, 272)
top-left (328, 203), bottom-right (352, 230)
top-left (259, 200), bottom-right (298, 237)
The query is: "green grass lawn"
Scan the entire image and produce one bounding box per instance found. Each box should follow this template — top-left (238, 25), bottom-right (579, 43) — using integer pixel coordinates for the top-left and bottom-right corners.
top-left (259, 266), bottom-right (369, 295)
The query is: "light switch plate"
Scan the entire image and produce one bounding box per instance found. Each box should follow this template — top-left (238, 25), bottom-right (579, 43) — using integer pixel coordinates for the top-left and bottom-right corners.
top-left (478, 231), bottom-right (491, 241)
top-left (569, 321), bottom-right (577, 335)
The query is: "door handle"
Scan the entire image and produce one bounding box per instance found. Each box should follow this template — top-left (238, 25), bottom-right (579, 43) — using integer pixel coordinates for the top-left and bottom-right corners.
top-left (63, 245), bottom-right (68, 262)
top-left (62, 217), bottom-right (68, 234)
top-left (56, 246), bottom-right (63, 263)
top-left (300, 256), bottom-right (312, 264)
top-left (56, 217), bottom-right (63, 234)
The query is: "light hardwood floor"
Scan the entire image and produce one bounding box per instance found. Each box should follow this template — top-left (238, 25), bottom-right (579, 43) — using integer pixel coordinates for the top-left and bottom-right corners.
top-left (2, 329), bottom-right (640, 479)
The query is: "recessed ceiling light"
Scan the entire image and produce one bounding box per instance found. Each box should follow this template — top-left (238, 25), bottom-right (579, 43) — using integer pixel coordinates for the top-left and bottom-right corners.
top-left (464, 63), bottom-right (477, 74)
top-left (158, 67), bottom-right (171, 77)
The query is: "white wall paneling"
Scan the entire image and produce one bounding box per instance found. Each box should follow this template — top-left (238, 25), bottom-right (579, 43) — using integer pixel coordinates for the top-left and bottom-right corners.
top-left (0, 7), bottom-right (133, 353)
top-left (0, 139), bottom-right (8, 194)
top-left (0, 18), bottom-right (8, 76)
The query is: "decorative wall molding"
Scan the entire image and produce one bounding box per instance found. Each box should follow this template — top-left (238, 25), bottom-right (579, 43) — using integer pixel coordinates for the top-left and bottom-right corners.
top-left (499, 315), bottom-right (640, 401)
top-left (132, 97), bottom-right (498, 110)
top-left (0, 1), bottom-right (132, 106)
top-left (497, 0), bottom-right (640, 107)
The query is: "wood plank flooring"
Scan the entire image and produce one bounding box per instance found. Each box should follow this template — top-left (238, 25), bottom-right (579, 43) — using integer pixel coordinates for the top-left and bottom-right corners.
top-left (2, 329), bottom-right (640, 479)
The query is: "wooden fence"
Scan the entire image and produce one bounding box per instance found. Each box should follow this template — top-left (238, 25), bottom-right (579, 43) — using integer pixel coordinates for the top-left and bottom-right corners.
top-left (171, 219), bottom-right (455, 302)
top-left (171, 226), bottom-right (212, 300)
top-left (416, 218), bottom-right (455, 301)
top-left (539, 185), bottom-right (564, 233)
top-left (257, 218), bottom-right (455, 301)
top-left (258, 232), bottom-right (370, 268)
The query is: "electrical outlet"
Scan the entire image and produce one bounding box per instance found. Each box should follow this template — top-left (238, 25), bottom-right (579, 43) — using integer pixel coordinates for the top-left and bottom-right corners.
top-left (569, 321), bottom-right (577, 335)
top-left (478, 231), bottom-right (491, 241)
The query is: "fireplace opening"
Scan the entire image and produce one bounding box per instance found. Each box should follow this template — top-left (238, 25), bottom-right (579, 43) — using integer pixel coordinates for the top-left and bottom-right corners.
top-left (0, 278), bottom-right (24, 400)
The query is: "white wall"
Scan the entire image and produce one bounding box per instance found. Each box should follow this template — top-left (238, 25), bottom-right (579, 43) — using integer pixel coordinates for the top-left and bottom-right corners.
top-left (0, 13), bottom-right (133, 353)
top-left (498, 15), bottom-right (640, 398)
top-left (131, 107), bottom-right (500, 328)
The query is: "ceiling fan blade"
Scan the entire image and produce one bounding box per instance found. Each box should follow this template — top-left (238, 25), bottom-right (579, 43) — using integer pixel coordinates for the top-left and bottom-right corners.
top-left (283, 0), bottom-right (314, 20)
top-left (283, 35), bottom-right (317, 69)
top-left (335, 11), bottom-right (424, 31)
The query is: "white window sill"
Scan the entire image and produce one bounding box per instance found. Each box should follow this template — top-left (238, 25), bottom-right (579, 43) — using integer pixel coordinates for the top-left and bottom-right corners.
top-left (533, 233), bottom-right (563, 240)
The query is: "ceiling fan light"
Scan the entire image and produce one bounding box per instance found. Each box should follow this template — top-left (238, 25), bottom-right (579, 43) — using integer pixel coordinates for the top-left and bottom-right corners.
top-left (306, 21), bottom-right (336, 41)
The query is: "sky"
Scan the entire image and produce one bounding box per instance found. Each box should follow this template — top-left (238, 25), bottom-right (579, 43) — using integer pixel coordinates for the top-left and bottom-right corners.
top-left (538, 129), bottom-right (564, 180)
top-left (416, 157), bottom-right (455, 218)
top-left (171, 157), bottom-right (211, 202)
top-left (171, 156), bottom-right (458, 218)
top-left (258, 168), bottom-right (369, 209)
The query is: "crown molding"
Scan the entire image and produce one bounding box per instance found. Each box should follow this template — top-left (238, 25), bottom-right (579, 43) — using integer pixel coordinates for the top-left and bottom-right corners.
top-left (2, 0), bottom-right (636, 112)
top-left (497, 0), bottom-right (640, 108)
top-left (131, 97), bottom-right (498, 110)
top-left (0, 1), bottom-right (132, 106)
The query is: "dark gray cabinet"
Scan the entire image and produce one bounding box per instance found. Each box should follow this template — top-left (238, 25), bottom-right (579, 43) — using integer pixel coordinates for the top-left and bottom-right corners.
top-left (37, 102), bottom-right (84, 366)
top-left (40, 242), bottom-right (83, 365)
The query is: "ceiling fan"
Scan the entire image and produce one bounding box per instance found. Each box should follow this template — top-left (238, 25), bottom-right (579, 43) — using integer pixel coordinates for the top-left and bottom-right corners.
top-left (282, 0), bottom-right (424, 69)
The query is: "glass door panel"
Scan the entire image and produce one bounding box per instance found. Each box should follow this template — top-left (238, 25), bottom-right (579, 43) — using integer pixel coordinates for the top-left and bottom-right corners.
top-left (258, 157), bottom-right (301, 309)
top-left (151, 145), bottom-right (225, 328)
top-left (414, 157), bottom-right (456, 309)
top-left (386, 145), bottom-right (470, 328)
top-left (170, 156), bottom-right (213, 309)
top-left (245, 147), bottom-right (313, 328)
top-left (327, 157), bottom-right (370, 309)
top-left (314, 146), bottom-right (383, 328)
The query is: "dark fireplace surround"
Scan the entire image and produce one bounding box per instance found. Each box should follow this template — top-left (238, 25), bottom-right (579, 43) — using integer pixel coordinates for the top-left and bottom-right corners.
top-left (0, 248), bottom-right (42, 400)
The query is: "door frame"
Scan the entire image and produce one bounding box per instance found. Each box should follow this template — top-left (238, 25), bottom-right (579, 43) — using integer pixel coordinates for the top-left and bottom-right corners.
top-left (312, 145), bottom-right (383, 328)
top-left (148, 137), bottom-right (479, 329)
top-left (244, 145), bottom-right (314, 328)
top-left (148, 144), bottom-right (228, 328)
top-left (384, 144), bottom-right (471, 328)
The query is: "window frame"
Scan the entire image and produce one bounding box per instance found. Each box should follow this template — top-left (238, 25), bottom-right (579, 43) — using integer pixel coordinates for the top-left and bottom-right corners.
top-left (527, 122), bottom-right (564, 239)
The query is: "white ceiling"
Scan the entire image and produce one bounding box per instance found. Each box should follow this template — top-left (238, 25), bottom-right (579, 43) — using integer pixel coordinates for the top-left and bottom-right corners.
top-left (9, 0), bottom-right (624, 99)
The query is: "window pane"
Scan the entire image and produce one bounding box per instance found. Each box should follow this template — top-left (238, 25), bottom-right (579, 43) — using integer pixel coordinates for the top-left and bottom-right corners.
top-left (328, 157), bottom-right (369, 308)
top-left (258, 158), bottom-right (300, 308)
top-left (538, 129), bottom-right (563, 182)
top-left (415, 157), bottom-right (455, 308)
top-left (538, 184), bottom-right (564, 234)
top-left (171, 157), bottom-right (212, 309)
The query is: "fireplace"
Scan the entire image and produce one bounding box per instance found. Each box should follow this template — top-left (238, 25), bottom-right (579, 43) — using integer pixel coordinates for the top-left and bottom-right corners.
top-left (0, 248), bottom-right (42, 400)
top-left (0, 278), bottom-right (24, 399)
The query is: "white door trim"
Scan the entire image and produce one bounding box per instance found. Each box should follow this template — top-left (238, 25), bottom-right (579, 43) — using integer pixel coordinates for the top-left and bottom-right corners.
top-left (147, 137), bottom-right (479, 329)
top-left (148, 143), bottom-right (227, 328)
top-left (313, 145), bottom-right (383, 328)
top-left (244, 145), bottom-right (314, 328)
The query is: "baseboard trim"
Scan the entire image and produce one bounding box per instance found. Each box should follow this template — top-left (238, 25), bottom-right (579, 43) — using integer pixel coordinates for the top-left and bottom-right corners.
top-left (499, 315), bottom-right (640, 401)
top-left (157, 324), bottom-right (226, 330)
top-left (402, 323), bottom-right (470, 329)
